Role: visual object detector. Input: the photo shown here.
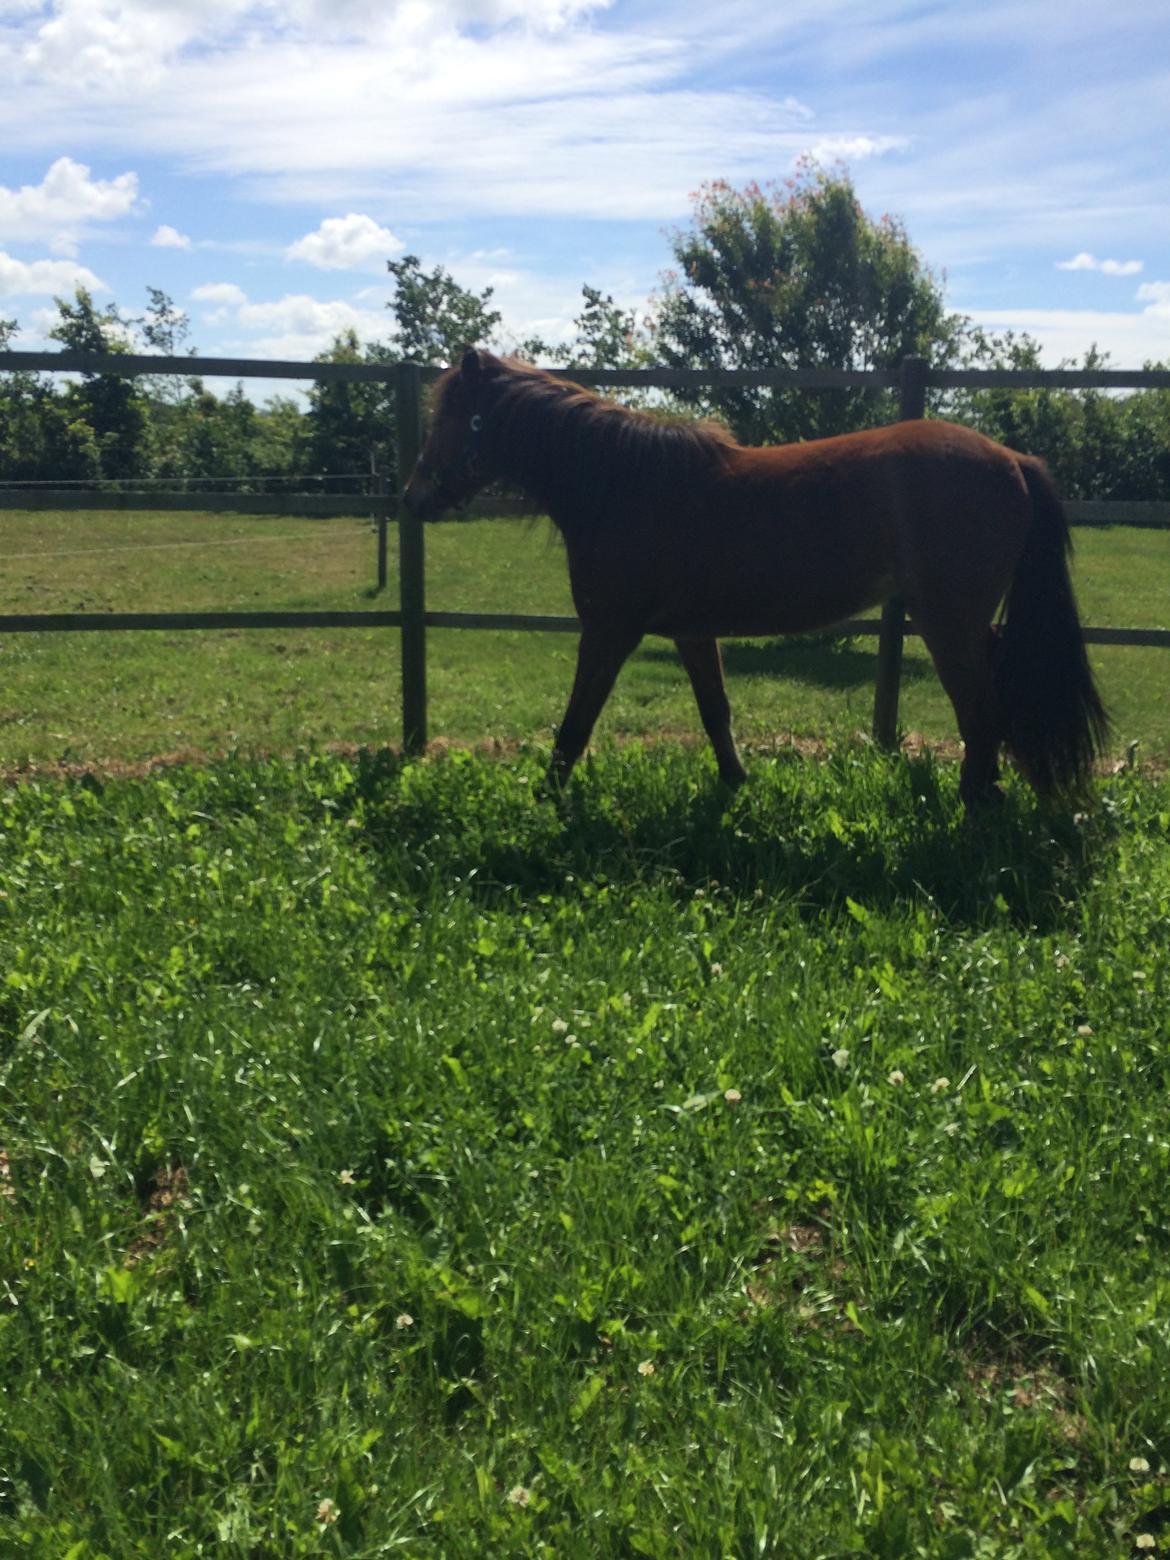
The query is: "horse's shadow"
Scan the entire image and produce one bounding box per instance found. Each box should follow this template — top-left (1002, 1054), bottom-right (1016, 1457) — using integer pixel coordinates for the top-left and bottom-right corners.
top-left (345, 747), bottom-right (1106, 930)
top-left (642, 633), bottom-right (935, 692)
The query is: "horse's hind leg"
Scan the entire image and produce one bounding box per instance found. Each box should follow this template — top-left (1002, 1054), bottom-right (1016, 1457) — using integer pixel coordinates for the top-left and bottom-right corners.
top-left (915, 617), bottom-right (1003, 810)
top-left (674, 637), bottom-right (747, 786)
top-left (546, 623), bottom-right (642, 788)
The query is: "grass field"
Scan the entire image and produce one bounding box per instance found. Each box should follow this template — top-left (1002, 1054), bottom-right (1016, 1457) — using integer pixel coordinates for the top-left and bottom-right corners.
top-left (3, 745), bottom-right (1170, 1555)
top-left (0, 508), bottom-right (1167, 768)
top-left (2, 508), bottom-right (1170, 1554)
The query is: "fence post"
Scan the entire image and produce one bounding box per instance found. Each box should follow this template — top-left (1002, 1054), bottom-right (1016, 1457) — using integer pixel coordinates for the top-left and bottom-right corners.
top-left (395, 362), bottom-right (426, 754)
top-left (872, 354), bottom-right (929, 750)
top-left (374, 460), bottom-right (388, 592)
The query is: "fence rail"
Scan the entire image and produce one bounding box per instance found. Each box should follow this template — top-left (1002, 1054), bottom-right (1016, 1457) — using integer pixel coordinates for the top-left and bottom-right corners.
top-left (3, 349), bottom-right (1170, 755)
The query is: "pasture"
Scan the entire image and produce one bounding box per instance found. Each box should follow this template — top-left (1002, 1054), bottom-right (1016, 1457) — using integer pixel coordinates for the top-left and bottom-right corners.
top-left (2, 745), bottom-right (1170, 1555)
top-left (0, 508), bottom-right (1168, 768)
top-left (2, 508), bottom-right (1170, 1554)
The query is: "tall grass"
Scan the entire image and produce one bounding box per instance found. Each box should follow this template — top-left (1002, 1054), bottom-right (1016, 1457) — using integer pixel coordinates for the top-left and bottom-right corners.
top-left (3, 744), bottom-right (1170, 1555)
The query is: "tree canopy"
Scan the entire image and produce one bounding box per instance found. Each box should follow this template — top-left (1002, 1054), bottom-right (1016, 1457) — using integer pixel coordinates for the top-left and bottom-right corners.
top-left (1, 176), bottom-right (1167, 499)
top-left (649, 164), bottom-right (963, 442)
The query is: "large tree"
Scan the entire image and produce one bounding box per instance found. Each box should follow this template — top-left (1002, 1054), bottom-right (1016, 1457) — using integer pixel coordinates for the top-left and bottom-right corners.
top-left (649, 164), bottom-right (963, 443)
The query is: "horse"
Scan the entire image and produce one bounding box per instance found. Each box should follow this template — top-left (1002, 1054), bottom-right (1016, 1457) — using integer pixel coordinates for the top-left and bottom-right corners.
top-left (403, 348), bottom-right (1109, 810)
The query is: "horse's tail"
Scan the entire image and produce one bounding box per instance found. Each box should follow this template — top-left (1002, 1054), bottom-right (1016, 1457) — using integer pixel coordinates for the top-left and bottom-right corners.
top-left (995, 457), bottom-right (1110, 797)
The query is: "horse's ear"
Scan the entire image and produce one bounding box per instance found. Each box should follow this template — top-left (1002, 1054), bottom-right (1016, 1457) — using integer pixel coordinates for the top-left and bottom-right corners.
top-left (460, 347), bottom-right (482, 388)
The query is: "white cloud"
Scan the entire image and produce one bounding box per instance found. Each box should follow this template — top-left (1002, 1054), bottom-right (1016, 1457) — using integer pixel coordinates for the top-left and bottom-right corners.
top-left (234, 293), bottom-right (389, 355)
top-left (1137, 281), bottom-right (1170, 319)
top-left (192, 281), bottom-right (248, 305)
top-left (286, 213), bottom-right (403, 270)
top-left (0, 249), bottom-right (106, 297)
top-left (151, 223), bottom-right (192, 249)
top-left (0, 6), bottom-right (813, 223)
top-left (17, 0), bottom-right (247, 89)
top-left (970, 307), bottom-right (1170, 366)
top-left (1056, 252), bottom-right (1143, 276)
top-left (807, 134), bottom-right (907, 165)
top-left (187, 282), bottom-right (389, 357)
top-left (0, 157), bottom-right (139, 251)
top-left (10, 0), bottom-right (614, 93)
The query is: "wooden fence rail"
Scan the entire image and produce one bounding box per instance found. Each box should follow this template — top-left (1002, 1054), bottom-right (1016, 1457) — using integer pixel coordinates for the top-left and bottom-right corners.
top-left (3, 350), bottom-right (1170, 756)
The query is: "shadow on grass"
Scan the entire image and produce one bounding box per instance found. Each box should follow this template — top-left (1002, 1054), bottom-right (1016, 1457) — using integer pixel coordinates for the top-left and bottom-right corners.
top-left (345, 744), bottom-right (1108, 930)
top-left (641, 633), bottom-right (935, 692)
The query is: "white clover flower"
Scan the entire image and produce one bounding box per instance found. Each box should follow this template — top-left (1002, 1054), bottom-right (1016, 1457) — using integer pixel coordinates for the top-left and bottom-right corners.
top-left (930, 1077), bottom-right (950, 1094)
top-left (723, 1088), bottom-right (742, 1105)
top-left (831, 1048), bottom-right (850, 1070)
top-left (637, 1360), bottom-right (655, 1377)
top-left (888, 1069), bottom-right (905, 1087)
top-left (507, 1485), bottom-right (531, 1507)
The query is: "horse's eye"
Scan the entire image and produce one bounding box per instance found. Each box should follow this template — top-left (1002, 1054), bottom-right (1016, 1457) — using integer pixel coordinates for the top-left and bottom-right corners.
top-left (470, 414), bottom-right (483, 433)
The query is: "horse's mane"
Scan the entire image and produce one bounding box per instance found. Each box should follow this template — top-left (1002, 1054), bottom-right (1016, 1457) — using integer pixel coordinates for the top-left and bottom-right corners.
top-left (433, 353), bottom-right (737, 530)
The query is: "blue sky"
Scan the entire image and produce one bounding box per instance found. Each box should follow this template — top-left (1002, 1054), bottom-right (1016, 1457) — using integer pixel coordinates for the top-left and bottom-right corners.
top-left (1, 0), bottom-right (1168, 380)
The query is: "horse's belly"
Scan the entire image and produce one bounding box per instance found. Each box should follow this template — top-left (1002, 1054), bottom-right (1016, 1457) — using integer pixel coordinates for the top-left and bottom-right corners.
top-left (646, 567), bottom-right (892, 639)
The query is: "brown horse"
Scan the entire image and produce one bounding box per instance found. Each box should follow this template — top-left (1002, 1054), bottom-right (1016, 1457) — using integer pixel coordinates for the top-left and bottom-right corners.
top-left (404, 348), bottom-right (1108, 809)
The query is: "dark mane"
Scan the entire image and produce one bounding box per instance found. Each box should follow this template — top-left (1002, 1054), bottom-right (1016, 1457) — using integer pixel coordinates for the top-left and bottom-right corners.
top-left (434, 354), bottom-right (737, 530)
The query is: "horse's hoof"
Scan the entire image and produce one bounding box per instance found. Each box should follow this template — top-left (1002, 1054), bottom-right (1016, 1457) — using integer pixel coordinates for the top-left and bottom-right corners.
top-left (536, 767), bottom-right (570, 804)
top-left (962, 782), bottom-right (1006, 819)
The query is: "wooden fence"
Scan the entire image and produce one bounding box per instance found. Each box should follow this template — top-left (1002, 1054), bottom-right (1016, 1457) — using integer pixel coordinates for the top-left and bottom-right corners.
top-left (2, 349), bottom-right (1169, 755)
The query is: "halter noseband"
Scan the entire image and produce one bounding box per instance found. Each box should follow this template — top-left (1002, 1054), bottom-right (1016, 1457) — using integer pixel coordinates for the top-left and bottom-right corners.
top-left (415, 413), bottom-right (484, 506)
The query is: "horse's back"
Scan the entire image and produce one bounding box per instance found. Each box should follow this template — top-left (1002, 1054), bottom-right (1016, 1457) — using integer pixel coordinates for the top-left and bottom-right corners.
top-left (720, 420), bottom-right (1032, 626)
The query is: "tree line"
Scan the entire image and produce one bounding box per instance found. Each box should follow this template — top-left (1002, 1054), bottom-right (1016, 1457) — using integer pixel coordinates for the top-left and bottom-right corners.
top-left (2, 165), bottom-right (1168, 500)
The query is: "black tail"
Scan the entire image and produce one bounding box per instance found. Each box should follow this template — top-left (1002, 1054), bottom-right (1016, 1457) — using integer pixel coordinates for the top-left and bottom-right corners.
top-left (996, 458), bottom-right (1110, 797)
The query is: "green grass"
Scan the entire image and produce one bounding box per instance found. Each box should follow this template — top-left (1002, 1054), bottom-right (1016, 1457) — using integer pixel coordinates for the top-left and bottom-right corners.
top-left (0, 509), bottom-right (1167, 768)
top-left (3, 743), bottom-right (1170, 1555)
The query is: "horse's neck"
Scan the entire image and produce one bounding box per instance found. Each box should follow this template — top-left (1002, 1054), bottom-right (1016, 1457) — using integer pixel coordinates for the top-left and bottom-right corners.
top-left (494, 388), bottom-right (590, 514)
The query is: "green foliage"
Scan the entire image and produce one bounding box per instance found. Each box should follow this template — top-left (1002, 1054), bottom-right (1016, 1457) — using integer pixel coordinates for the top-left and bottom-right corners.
top-left (302, 328), bottom-right (396, 486)
top-left (569, 284), bottom-right (647, 370)
top-left (0, 372), bottom-right (102, 482)
top-left (47, 287), bottom-right (150, 480)
top-left (948, 334), bottom-right (1170, 500)
top-left (649, 163), bottom-right (961, 442)
top-left (2, 746), bottom-right (1170, 1554)
top-left (387, 254), bottom-right (503, 366)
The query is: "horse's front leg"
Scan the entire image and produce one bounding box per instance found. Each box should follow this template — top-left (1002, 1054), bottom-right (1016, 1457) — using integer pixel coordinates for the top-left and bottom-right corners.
top-left (545, 623), bottom-right (643, 788)
top-left (675, 637), bottom-right (747, 786)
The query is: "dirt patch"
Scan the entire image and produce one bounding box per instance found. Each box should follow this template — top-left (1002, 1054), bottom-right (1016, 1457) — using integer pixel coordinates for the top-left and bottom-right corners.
top-left (744, 1219), bottom-right (861, 1332)
top-left (124, 1163), bottom-right (191, 1268)
top-left (0, 729), bottom-right (1142, 788)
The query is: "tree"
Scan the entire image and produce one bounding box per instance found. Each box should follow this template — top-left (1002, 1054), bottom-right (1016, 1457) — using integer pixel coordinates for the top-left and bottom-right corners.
top-left (569, 285), bottom-right (646, 370)
top-left (302, 329), bottom-right (396, 488)
top-left (138, 287), bottom-right (191, 358)
top-left (648, 164), bottom-right (962, 443)
top-left (386, 255), bottom-right (502, 366)
top-left (48, 287), bottom-right (148, 480)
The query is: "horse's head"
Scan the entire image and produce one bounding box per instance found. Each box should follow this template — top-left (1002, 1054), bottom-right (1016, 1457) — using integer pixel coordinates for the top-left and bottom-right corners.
top-left (403, 347), bottom-right (494, 519)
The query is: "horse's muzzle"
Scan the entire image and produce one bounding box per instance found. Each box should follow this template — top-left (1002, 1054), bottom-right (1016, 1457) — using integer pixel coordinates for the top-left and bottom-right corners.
top-left (402, 477), bottom-right (443, 520)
